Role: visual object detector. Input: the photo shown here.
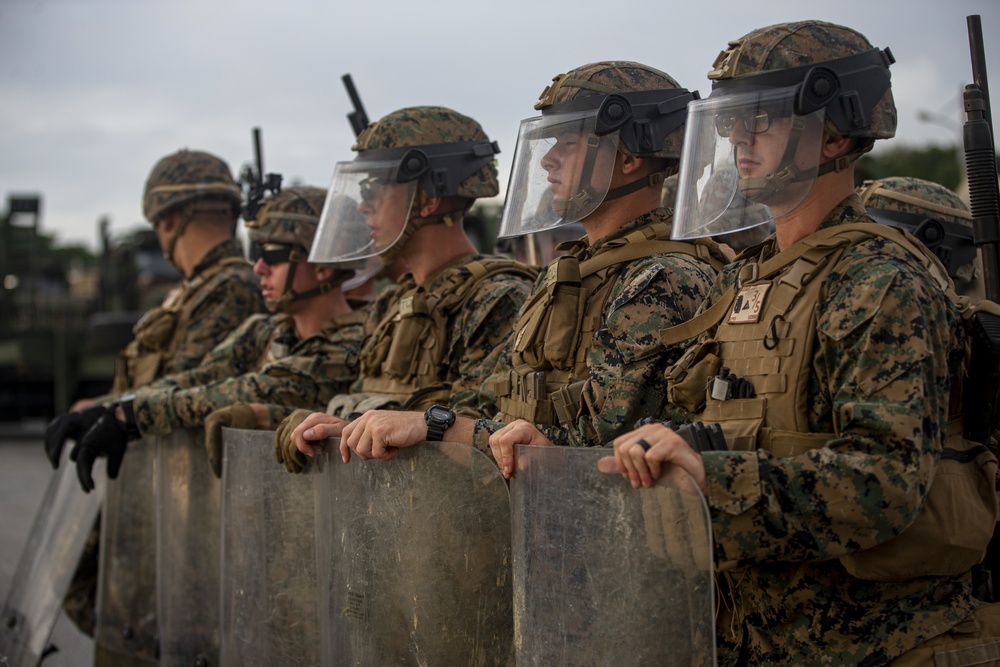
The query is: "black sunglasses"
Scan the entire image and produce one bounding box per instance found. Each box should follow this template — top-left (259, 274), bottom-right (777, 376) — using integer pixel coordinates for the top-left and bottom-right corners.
top-left (250, 242), bottom-right (300, 265)
top-left (359, 177), bottom-right (390, 204)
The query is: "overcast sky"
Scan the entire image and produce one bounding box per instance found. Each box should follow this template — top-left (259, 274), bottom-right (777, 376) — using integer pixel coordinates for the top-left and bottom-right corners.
top-left (1, 0), bottom-right (997, 250)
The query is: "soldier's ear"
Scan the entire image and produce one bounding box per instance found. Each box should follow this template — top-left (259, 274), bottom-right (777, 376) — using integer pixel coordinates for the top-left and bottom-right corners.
top-left (419, 197), bottom-right (444, 217)
top-left (619, 153), bottom-right (645, 176)
top-left (821, 133), bottom-right (854, 160)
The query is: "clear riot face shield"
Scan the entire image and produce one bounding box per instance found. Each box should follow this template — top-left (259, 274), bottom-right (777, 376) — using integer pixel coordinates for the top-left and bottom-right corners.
top-left (498, 109), bottom-right (621, 238)
top-left (309, 156), bottom-right (418, 263)
top-left (672, 85), bottom-right (826, 240)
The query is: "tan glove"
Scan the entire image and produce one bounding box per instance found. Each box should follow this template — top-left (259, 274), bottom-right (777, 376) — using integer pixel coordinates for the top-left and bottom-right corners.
top-left (204, 404), bottom-right (258, 478)
top-left (274, 409), bottom-right (315, 474)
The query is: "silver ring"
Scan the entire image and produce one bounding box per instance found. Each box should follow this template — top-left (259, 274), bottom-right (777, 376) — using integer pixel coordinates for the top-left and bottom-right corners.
top-left (637, 438), bottom-right (652, 452)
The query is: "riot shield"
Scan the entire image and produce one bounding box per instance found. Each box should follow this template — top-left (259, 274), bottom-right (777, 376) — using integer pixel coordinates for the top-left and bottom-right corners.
top-left (219, 428), bottom-right (321, 667)
top-left (156, 428), bottom-right (221, 667)
top-left (94, 435), bottom-right (158, 667)
top-left (0, 452), bottom-right (105, 667)
top-left (316, 440), bottom-right (513, 666)
top-left (510, 445), bottom-right (717, 667)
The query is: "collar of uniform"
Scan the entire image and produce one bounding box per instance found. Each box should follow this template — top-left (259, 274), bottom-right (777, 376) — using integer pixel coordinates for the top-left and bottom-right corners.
top-left (577, 207), bottom-right (673, 261)
top-left (406, 252), bottom-right (483, 290)
top-left (189, 238), bottom-right (246, 279)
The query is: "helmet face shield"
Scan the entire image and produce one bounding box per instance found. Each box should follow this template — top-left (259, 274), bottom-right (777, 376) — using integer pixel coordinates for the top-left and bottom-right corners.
top-left (498, 109), bottom-right (620, 238)
top-left (310, 158), bottom-right (418, 263)
top-left (672, 86), bottom-right (825, 240)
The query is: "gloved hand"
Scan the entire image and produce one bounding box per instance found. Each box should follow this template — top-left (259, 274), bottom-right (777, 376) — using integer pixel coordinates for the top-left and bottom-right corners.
top-left (44, 404), bottom-right (111, 469)
top-left (274, 409), bottom-right (315, 474)
top-left (203, 404), bottom-right (259, 479)
top-left (71, 411), bottom-right (129, 493)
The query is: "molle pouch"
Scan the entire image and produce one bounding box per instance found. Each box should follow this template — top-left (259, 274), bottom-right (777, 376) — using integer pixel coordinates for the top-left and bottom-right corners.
top-left (541, 257), bottom-right (584, 369)
top-left (133, 307), bottom-right (179, 352)
top-left (840, 431), bottom-right (1000, 581)
top-left (382, 293), bottom-right (433, 380)
top-left (130, 351), bottom-right (165, 387)
top-left (666, 340), bottom-right (721, 415)
top-left (701, 397), bottom-right (766, 453)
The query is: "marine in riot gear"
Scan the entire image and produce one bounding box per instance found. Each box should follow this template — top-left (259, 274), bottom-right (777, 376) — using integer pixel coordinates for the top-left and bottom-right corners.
top-left (602, 20), bottom-right (1000, 666)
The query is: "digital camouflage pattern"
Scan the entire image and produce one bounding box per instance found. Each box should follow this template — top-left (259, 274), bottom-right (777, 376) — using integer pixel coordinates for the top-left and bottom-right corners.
top-left (708, 20), bottom-right (897, 142)
top-left (352, 253), bottom-right (533, 417)
top-left (686, 195), bottom-right (974, 666)
top-left (142, 149), bottom-right (242, 223)
top-left (115, 239), bottom-right (266, 386)
top-left (353, 106), bottom-right (499, 199)
top-left (535, 61), bottom-right (687, 159)
top-left (857, 176), bottom-right (980, 289)
top-left (472, 209), bottom-right (719, 449)
top-left (130, 310), bottom-right (364, 436)
top-left (245, 185), bottom-right (326, 251)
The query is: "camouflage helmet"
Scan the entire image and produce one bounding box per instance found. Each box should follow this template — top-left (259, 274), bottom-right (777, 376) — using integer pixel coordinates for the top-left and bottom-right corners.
top-left (707, 20), bottom-right (896, 143)
top-left (245, 186), bottom-right (326, 253)
top-left (534, 60), bottom-right (695, 159)
top-left (352, 106), bottom-right (499, 200)
top-left (142, 149), bottom-right (242, 223)
top-left (857, 176), bottom-right (979, 285)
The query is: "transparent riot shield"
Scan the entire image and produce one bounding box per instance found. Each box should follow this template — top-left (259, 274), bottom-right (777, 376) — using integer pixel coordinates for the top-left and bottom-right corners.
top-left (510, 445), bottom-right (717, 667)
top-left (156, 428), bottom-right (221, 667)
top-left (94, 435), bottom-right (159, 667)
top-left (316, 440), bottom-right (514, 666)
top-left (219, 428), bottom-right (321, 667)
top-left (0, 452), bottom-right (105, 667)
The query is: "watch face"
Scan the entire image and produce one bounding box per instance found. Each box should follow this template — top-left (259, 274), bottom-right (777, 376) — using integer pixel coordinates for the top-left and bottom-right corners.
top-left (429, 406), bottom-right (450, 421)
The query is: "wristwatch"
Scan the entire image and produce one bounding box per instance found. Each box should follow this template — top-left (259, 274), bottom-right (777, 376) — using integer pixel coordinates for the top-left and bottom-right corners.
top-left (117, 393), bottom-right (143, 441)
top-left (424, 404), bottom-right (456, 442)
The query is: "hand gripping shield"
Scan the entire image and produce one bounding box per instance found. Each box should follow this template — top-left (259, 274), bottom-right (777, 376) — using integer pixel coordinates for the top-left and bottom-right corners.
top-left (0, 453), bottom-right (105, 667)
top-left (156, 428), bottom-right (222, 667)
top-left (219, 428), bottom-right (322, 667)
top-left (315, 440), bottom-right (514, 666)
top-left (510, 445), bottom-right (716, 666)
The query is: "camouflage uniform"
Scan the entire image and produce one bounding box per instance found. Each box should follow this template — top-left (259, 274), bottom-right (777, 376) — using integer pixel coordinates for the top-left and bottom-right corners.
top-left (131, 310), bottom-right (363, 435)
top-left (688, 196), bottom-right (974, 665)
top-left (655, 21), bottom-right (1000, 666)
top-left (63, 150), bottom-right (263, 646)
top-left (472, 62), bottom-right (723, 448)
top-left (472, 210), bottom-right (720, 449)
top-left (309, 106), bottom-right (536, 417)
top-left (352, 254), bottom-right (533, 417)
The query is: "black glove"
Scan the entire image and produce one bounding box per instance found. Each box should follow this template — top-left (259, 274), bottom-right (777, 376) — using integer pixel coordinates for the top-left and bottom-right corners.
top-left (71, 412), bottom-right (129, 493)
top-left (44, 404), bottom-right (110, 469)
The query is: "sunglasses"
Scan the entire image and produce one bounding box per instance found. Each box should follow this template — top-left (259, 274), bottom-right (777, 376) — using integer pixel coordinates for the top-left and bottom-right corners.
top-left (715, 104), bottom-right (791, 137)
top-left (359, 177), bottom-right (390, 204)
top-left (250, 242), bottom-right (300, 266)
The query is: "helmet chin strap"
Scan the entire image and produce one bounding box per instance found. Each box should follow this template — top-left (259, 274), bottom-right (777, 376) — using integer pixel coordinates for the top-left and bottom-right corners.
top-left (378, 192), bottom-right (469, 264)
top-left (267, 248), bottom-right (353, 313)
top-left (552, 137), bottom-right (676, 222)
top-left (738, 118), bottom-right (861, 204)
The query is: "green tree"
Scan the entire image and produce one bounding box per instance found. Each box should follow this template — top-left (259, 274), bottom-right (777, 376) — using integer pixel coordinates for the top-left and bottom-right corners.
top-left (855, 144), bottom-right (967, 189)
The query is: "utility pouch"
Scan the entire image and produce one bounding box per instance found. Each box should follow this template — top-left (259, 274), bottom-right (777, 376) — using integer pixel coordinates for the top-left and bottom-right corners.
top-left (133, 307), bottom-right (179, 352)
top-left (382, 293), bottom-right (433, 379)
top-left (666, 340), bottom-right (721, 415)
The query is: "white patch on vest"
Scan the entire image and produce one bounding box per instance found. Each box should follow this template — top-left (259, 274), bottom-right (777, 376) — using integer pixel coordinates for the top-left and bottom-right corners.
top-left (729, 282), bottom-right (771, 324)
top-left (398, 295), bottom-right (414, 317)
top-left (514, 323), bottom-right (528, 349)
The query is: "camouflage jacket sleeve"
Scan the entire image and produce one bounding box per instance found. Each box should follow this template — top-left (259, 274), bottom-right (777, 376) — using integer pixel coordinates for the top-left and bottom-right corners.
top-left (132, 317), bottom-right (363, 436)
top-left (141, 314), bottom-right (274, 392)
top-left (447, 272), bottom-right (533, 418)
top-left (160, 252), bottom-right (265, 377)
top-left (702, 237), bottom-right (965, 567)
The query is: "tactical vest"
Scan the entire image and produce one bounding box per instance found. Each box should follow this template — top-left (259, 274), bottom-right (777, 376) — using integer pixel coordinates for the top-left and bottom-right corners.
top-left (356, 257), bottom-right (537, 412)
top-left (493, 221), bottom-right (726, 427)
top-left (662, 223), bottom-right (999, 581)
top-left (113, 257), bottom-right (250, 392)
